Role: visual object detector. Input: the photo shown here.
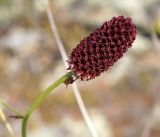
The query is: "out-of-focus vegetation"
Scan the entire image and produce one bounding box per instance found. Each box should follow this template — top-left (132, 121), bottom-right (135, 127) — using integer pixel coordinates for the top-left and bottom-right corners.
top-left (0, 0), bottom-right (160, 137)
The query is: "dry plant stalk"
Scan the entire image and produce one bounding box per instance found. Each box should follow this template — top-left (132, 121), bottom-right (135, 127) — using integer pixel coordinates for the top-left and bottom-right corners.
top-left (0, 107), bottom-right (15, 137)
top-left (44, 0), bottom-right (99, 137)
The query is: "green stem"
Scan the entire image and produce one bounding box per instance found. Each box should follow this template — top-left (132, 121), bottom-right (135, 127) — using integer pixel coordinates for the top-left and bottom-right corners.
top-left (22, 72), bottom-right (72, 137)
top-left (0, 99), bottom-right (23, 116)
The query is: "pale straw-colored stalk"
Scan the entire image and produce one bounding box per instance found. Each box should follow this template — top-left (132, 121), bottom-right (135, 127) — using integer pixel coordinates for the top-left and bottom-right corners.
top-left (44, 0), bottom-right (99, 137)
top-left (0, 107), bottom-right (15, 137)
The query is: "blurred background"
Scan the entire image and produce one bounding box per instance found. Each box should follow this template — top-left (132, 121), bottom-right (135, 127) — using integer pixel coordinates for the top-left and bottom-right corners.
top-left (0, 0), bottom-right (160, 137)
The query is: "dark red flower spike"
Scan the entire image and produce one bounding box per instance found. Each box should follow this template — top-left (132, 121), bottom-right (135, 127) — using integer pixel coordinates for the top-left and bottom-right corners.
top-left (68, 16), bottom-right (136, 81)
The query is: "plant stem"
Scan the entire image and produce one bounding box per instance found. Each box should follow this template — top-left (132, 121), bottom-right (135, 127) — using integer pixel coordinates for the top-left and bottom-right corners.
top-left (0, 107), bottom-right (16, 137)
top-left (44, 1), bottom-right (99, 137)
top-left (0, 99), bottom-right (23, 116)
top-left (22, 72), bottom-right (72, 137)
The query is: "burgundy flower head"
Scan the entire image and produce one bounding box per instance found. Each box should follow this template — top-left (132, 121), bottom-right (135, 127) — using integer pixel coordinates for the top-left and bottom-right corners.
top-left (68, 16), bottom-right (136, 81)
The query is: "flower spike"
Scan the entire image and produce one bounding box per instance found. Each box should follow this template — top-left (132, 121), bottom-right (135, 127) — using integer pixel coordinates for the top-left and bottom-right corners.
top-left (68, 16), bottom-right (136, 81)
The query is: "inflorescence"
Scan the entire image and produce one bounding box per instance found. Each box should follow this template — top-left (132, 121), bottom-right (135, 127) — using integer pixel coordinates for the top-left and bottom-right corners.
top-left (68, 16), bottom-right (136, 82)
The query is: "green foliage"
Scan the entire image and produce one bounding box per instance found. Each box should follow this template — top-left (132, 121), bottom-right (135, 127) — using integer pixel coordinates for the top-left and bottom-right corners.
top-left (0, 0), bottom-right (12, 6)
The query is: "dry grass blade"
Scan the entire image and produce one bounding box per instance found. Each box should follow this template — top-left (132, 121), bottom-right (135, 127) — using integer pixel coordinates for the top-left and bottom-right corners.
top-left (0, 107), bottom-right (15, 137)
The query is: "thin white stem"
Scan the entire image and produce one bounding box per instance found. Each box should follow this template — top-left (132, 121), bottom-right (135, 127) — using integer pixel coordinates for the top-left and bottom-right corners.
top-left (72, 83), bottom-right (99, 137)
top-left (44, 0), bottom-right (68, 67)
top-left (44, 0), bottom-right (99, 137)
